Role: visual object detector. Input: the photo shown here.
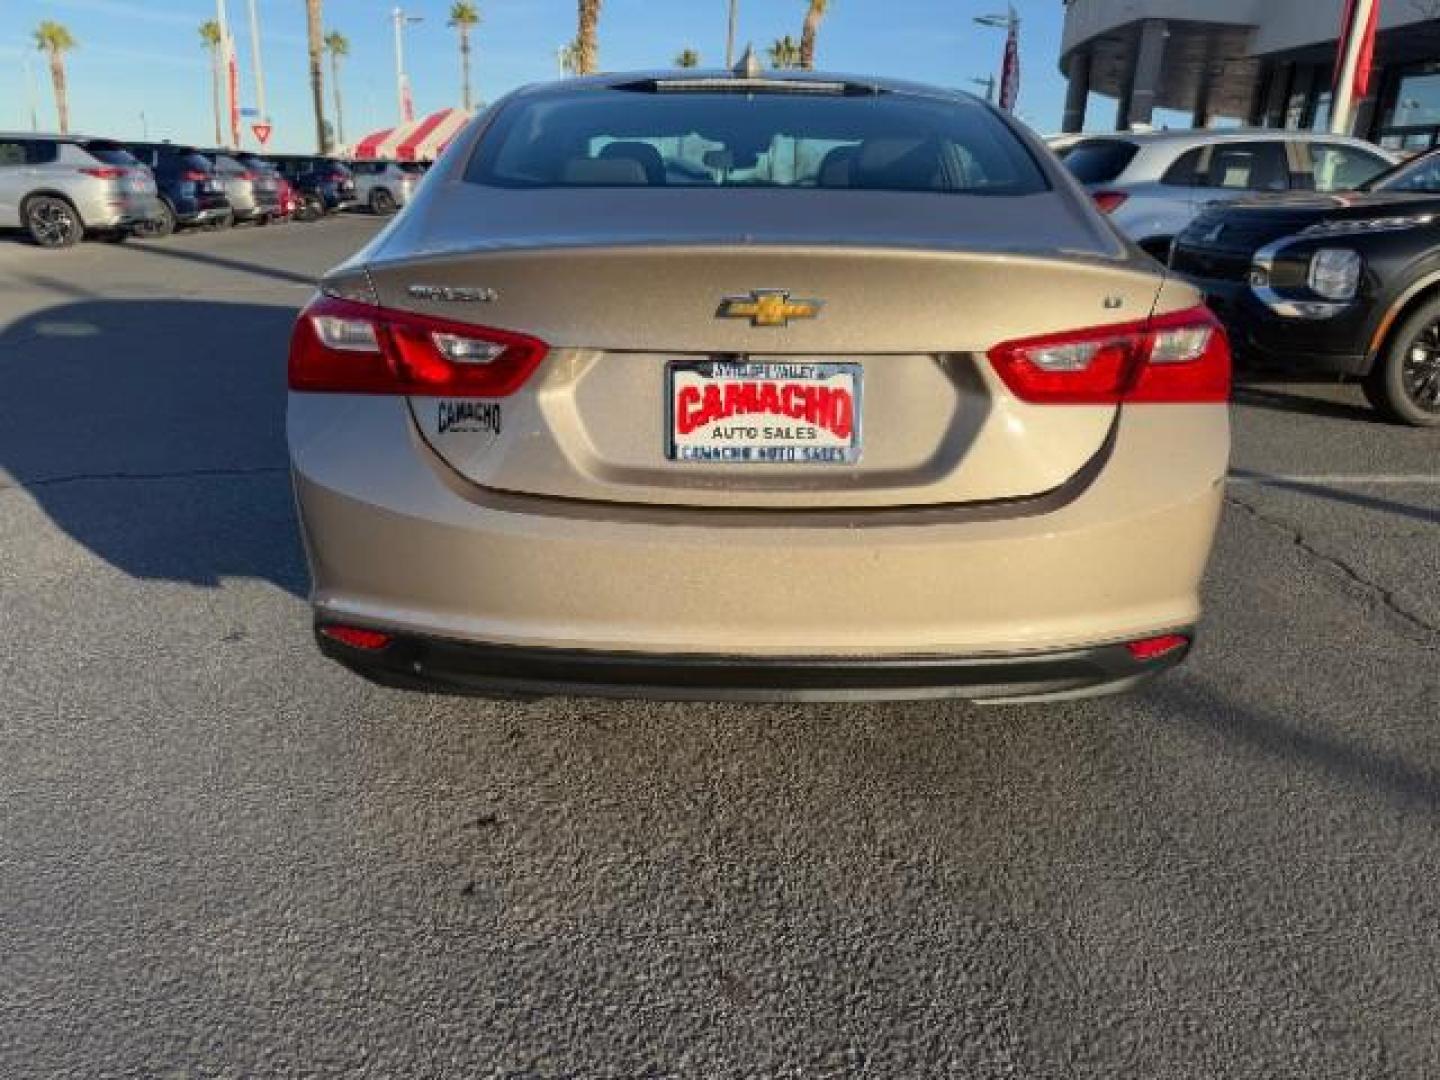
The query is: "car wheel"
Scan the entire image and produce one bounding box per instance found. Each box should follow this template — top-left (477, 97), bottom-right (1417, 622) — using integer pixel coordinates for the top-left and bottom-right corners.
top-left (135, 200), bottom-right (176, 239)
top-left (23, 195), bottom-right (84, 249)
top-left (1365, 298), bottom-right (1440, 427)
top-left (301, 194), bottom-right (325, 222)
top-left (254, 213), bottom-right (270, 227)
top-left (370, 188), bottom-right (398, 215)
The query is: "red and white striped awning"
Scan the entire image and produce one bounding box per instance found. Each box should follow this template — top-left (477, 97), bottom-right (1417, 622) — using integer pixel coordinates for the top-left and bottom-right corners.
top-left (351, 109), bottom-right (471, 161)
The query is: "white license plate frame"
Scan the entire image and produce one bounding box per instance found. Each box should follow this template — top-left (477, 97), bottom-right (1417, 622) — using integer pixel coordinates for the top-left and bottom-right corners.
top-left (665, 359), bottom-right (863, 465)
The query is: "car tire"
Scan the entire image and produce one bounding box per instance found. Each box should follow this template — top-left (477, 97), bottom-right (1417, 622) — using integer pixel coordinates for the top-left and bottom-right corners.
top-left (254, 213), bottom-right (270, 227)
top-left (135, 200), bottom-right (177, 239)
top-left (370, 188), bottom-right (398, 215)
top-left (23, 194), bottom-right (84, 249)
top-left (1365, 297), bottom-right (1440, 427)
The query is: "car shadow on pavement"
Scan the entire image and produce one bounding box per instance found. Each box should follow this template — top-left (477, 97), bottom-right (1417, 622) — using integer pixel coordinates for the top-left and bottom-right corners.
top-left (0, 298), bottom-right (307, 597)
top-left (1144, 672), bottom-right (1440, 812)
top-left (1231, 469), bottom-right (1440, 525)
top-left (1231, 382), bottom-right (1384, 424)
top-left (118, 238), bottom-right (322, 288)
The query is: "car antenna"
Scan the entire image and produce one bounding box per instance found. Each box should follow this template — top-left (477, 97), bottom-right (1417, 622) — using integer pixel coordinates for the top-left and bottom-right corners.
top-left (733, 44), bottom-right (762, 79)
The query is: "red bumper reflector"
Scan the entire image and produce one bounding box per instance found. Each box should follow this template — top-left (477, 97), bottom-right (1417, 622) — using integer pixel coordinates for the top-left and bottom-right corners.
top-left (320, 625), bottom-right (393, 651)
top-left (1126, 634), bottom-right (1190, 661)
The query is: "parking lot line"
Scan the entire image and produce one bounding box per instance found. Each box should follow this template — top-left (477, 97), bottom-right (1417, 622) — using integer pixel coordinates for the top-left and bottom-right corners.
top-left (1230, 473), bottom-right (1440, 486)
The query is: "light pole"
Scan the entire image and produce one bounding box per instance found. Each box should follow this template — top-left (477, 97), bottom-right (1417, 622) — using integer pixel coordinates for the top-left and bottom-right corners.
top-left (392, 7), bottom-right (424, 123)
top-left (247, 0), bottom-right (268, 138)
top-left (23, 55), bottom-right (39, 131)
top-left (726, 0), bottom-right (738, 68)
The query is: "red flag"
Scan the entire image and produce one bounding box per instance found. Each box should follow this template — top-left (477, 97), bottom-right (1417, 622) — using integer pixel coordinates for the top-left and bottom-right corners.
top-left (998, 11), bottom-right (1020, 113)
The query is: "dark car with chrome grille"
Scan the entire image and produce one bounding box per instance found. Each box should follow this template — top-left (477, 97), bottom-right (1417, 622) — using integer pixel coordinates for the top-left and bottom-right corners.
top-left (1171, 148), bottom-right (1440, 426)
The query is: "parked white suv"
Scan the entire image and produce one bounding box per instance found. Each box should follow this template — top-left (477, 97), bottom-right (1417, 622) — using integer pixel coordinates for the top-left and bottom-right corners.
top-left (1057, 130), bottom-right (1397, 260)
top-left (0, 133), bottom-right (162, 248)
top-left (347, 159), bottom-right (423, 215)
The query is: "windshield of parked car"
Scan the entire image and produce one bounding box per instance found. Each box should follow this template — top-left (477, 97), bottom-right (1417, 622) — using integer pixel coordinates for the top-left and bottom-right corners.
top-left (1058, 139), bottom-right (1139, 184)
top-left (1364, 151), bottom-right (1440, 193)
top-left (466, 88), bottom-right (1049, 195)
top-left (399, 162), bottom-right (426, 173)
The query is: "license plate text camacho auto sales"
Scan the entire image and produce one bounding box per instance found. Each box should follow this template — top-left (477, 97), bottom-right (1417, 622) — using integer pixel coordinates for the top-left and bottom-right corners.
top-left (667, 360), bottom-right (863, 464)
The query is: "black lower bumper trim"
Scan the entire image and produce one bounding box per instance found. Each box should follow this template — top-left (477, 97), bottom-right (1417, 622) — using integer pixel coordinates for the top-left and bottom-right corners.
top-left (316, 625), bottom-right (1195, 704)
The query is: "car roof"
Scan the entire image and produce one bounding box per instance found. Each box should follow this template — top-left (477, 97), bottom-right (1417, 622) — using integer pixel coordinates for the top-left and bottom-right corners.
top-left (506, 68), bottom-right (980, 106)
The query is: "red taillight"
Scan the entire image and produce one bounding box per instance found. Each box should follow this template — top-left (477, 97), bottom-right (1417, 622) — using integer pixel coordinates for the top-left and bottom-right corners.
top-left (288, 295), bottom-right (549, 397)
top-left (1126, 634), bottom-right (1190, 661)
top-left (1092, 191), bottom-right (1129, 214)
top-left (182, 169), bottom-right (210, 182)
top-left (320, 625), bottom-right (393, 651)
top-left (80, 166), bottom-right (126, 179)
top-left (987, 305), bottom-right (1231, 405)
top-left (240, 170), bottom-right (258, 181)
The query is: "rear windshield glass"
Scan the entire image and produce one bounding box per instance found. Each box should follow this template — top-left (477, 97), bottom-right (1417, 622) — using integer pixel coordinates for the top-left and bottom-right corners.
top-left (83, 141), bottom-right (140, 166)
top-left (1060, 140), bottom-right (1139, 184)
top-left (399, 162), bottom-right (426, 173)
top-left (465, 89), bottom-right (1049, 195)
top-left (212, 154), bottom-right (245, 172)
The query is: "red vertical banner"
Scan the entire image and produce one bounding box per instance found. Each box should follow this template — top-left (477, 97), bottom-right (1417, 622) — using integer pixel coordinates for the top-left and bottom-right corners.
top-left (227, 46), bottom-right (241, 147)
top-left (998, 10), bottom-right (1020, 113)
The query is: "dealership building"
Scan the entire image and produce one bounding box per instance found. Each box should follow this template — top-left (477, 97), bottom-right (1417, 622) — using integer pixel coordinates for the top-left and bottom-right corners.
top-left (1060, 0), bottom-right (1440, 149)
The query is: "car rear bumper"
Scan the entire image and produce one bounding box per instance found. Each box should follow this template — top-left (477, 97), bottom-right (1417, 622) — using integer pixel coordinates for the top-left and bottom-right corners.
top-left (88, 195), bottom-right (164, 229)
top-left (316, 625), bottom-right (1196, 703)
top-left (290, 396), bottom-right (1228, 693)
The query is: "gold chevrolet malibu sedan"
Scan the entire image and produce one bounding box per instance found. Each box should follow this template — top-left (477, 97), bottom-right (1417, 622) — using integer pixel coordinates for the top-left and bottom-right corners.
top-left (288, 67), bottom-right (1231, 703)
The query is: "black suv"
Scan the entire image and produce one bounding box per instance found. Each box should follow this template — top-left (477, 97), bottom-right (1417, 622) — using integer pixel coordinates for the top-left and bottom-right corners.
top-left (266, 155), bottom-right (356, 216)
top-left (1172, 148), bottom-right (1440, 426)
top-left (124, 142), bottom-right (232, 236)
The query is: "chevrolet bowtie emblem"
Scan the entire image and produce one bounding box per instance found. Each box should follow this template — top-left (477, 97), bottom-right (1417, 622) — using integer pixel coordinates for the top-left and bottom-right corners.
top-left (716, 290), bottom-right (824, 328)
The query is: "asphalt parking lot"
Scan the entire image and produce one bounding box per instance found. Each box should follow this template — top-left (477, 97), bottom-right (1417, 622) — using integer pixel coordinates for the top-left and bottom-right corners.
top-left (2, 216), bottom-right (1438, 1078)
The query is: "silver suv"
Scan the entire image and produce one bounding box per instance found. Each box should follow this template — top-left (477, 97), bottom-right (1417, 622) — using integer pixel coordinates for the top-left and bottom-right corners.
top-left (348, 159), bottom-right (423, 215)
top-left (0, 133), bottom-right (162, 247)
top-left (202, 151), bottom-right (283, 225)
top-left (1058, 130), bottom-right (1397, 260)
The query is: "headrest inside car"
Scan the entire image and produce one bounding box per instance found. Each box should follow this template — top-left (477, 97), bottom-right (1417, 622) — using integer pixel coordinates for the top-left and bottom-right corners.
top-left (598, 141), bottom-right (666, 185)
top-left (855, 137), bottom-right (944, 190)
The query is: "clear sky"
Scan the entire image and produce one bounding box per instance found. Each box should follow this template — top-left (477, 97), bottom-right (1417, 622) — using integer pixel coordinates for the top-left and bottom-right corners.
top-left (3, 0), bottom-right (1076, 153)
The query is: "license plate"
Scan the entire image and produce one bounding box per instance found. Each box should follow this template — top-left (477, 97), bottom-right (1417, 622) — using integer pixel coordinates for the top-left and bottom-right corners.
top-left (667, 360), bottom-right (862, 464)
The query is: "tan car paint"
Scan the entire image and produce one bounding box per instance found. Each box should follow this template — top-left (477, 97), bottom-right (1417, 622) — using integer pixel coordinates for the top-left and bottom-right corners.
top-left (289, 71), bottom-right (1228, 699)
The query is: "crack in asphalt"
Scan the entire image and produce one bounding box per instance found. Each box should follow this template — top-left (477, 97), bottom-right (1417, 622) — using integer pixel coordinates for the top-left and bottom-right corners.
top-left (1226, 492), bottom-right (1440, 645)
top-left (0, 466), bottom-right (288, 493)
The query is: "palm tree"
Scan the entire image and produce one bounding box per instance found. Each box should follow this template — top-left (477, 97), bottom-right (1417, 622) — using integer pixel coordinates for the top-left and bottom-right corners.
top-left (575, 0), bottom-right (602, 76)
top-left (324, 30), bottom-right (348, 147)
top-left (198, 21), bottom-right (223, 146)
top-left (558, 40), bottom-right (582, 76)
top-left (799, 0), bottom-right (830, 71)
top-left (766, 35), bottom-right (801, 70)
top-left (674, 48), bottom-right (700, 69)
top-left (449, 2), bottom-right (480, 112)
top-left (304, 0), bottom-right (327, 152)
top-left (33, 22), bottom-right (76, 135)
